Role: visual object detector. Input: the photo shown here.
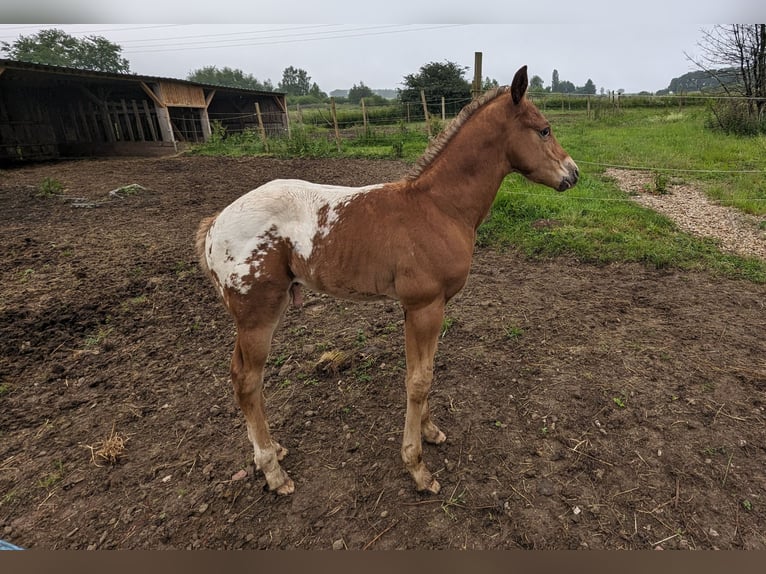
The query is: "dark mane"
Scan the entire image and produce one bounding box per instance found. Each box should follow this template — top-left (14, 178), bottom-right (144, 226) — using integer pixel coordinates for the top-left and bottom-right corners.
top-left (405, 86), bottom-right (511, 181)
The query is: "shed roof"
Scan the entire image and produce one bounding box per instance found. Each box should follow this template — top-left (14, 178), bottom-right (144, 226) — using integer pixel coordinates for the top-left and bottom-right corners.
top-left (0, 58), bottom-right (285, 98)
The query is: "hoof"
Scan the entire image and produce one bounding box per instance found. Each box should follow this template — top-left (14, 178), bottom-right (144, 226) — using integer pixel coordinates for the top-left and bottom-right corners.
top-left (421, 478), bottom-right (441, 495)
top-left (264, 466), bottom-right (294, 495)
top-left (275, 478), bottom-right (295, 496)
top-left (425, 430), bottom-right (447, 445)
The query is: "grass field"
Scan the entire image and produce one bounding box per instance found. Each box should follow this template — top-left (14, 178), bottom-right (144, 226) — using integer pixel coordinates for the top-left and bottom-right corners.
top-left (191, 104), bottom-right (766, 282)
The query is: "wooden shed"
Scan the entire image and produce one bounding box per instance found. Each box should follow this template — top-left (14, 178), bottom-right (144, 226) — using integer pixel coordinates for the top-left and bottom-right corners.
top-left (0, 59), bottom-right (287, 163)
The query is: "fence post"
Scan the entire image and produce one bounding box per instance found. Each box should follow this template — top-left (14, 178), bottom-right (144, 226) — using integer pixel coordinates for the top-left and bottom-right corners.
top-left (472, 51), bottom-right (483, 100)
top-left (441, 96), bottom-right (446, 121)
top-left (330, 97), bottom-right (341, 152)
top-left (587, 95), bottom-right (591, 120)
top-left (420, 89), bottom-right (432, 137)
top-left (255, 102), bottom-right (268, 152)
top-left (361, 97), bottom-right (368, 134)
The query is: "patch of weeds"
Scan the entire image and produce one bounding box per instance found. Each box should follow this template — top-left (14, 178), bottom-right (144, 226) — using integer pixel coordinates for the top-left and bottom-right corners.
top-left (301, 376), bottom-right (320, 387)
top-left (173, 261), bottom-right (195, 280)
top-left (702, 445), bottom-right (727, 457)
top-left (0, 382), bottom-right (12, 397)
top-left (491, 420), bottom-right (507, 429)
top-left (504, 325), bottom-right (524, 340)
top-left (613, 396), bottom-right (626, 408)
top-left (85, 326), bottom-right (113, 349)
top-left (383, 322), bottom-right (399, 334)
top-left (441, 316), bottom-right (455, 338)
top-left (441, 486), bottom-right (466, 521)
top-left (742, 499), bottom-right (753, 511)
top-left (19, 268), bottom-right (34, 283)
top-left (272, 353), bottom-right (288, 368)
top-left (112, 183), bottom-right (146, 197)
top-left (355, 329), bottom-right (367, 347)
top-left (38, 460), bottom-right (65, 489)
top-left (1, 489), bottom-right (17, 507)
top-left (645, 171), bottom-right (670, 195)
top-left (120, 295), bottom-right (148, 313)
top-left (38, 177), bottom-right (64, 196)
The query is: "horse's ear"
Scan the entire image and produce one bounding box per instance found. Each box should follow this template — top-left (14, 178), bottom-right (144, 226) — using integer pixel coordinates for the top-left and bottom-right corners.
top-left (511, 65), bottom-right (528, 105)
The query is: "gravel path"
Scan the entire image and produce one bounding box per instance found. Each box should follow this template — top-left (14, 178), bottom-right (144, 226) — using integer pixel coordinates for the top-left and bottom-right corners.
top-left (606, 168), bottom-right (766, 260)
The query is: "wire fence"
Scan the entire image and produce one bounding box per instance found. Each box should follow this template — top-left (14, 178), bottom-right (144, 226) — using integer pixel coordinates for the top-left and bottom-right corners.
top-left (198, 91), bottom-right (766, 141)
top-left (192, 92), bottom-right (766, 194)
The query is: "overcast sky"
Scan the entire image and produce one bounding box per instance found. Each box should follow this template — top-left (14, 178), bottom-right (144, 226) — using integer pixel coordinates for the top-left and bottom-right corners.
top-left (1, 1), bottom-right (764, 94)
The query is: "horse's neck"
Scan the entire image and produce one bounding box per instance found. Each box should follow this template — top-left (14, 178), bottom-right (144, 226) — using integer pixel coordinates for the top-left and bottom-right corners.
top-left (413, 103), bottom-right (511, 230)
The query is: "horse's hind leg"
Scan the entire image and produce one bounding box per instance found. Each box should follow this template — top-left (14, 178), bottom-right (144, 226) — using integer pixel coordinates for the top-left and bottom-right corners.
top-left (230, 289), bottom-right (293, 494)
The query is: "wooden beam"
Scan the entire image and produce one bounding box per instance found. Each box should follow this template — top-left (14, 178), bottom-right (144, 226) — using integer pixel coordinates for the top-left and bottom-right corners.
top-left (78, 85), bottom-right (105, 107)
top-left (139, 82), bottom-right (165, 107)
top-left (205, 89), bottom-right (216, 107)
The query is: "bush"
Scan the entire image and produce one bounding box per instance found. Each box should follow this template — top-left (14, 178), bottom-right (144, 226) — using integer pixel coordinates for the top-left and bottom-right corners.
top-left (706, 99), bottom-right (766, 135)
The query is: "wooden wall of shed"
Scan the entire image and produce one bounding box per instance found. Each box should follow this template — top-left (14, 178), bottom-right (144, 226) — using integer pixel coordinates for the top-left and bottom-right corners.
top-left (0, 81), bottom-right (169, 162)
top-left (0, 86), bottom-right (58, 161)
top-left (158, 82), bottom-right (206, 108)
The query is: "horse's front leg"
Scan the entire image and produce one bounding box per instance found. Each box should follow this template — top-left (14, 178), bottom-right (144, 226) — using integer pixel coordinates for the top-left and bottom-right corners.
top-left (401, 298), bottom-right (446, 494)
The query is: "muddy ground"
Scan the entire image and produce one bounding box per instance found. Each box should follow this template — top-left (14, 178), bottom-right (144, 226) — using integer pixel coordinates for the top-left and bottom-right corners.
top-left (0, 156), bottom-right (764, 549)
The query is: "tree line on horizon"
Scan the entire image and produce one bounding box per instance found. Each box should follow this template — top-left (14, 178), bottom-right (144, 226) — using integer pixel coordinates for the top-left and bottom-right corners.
top-left (2, 26), bottom-right (764, 123)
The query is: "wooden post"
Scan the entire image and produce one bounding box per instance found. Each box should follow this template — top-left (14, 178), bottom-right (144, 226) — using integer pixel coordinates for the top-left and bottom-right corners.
top-left (131, 100), bottom-right (146, 141)
top-left (441, 96), bottom-right (446, 121)
top-left (120, 99), bottom-right (135, 141)
top-left (472, 51), bottom-right (483, 100)
top-left (330, 97), bottom-right (341, 152)
top-left (155, 106), bottom-right (176, 151)
top-left (420, 89), bottom-right (431, 137)
top-left (587, 95), bottom-right (591, 120)
top-left (199, 107), bottom-right (212, 141)
top-left (255, 102), bottom-right (268, 151)
top-left (141, 100), bottom-right (159, 141)
top-left (360, 97), bottom-right (368, 133)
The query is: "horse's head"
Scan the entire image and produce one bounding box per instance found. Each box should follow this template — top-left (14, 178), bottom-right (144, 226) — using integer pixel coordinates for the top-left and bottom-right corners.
top-left (504, 66), bottom-right (579, 192)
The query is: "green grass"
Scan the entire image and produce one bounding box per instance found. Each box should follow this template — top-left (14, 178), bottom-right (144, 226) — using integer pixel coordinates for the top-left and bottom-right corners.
top-left (191, 103), bottom-right (766, 283)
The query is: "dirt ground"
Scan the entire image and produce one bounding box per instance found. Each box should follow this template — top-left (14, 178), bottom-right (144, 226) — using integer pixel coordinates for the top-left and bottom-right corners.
top-left (1, 156), bottom-right (764, 550)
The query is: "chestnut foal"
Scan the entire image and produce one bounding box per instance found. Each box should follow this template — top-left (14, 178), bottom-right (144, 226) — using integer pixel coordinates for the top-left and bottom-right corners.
top-left (196, 66), bottom-right (578, 495)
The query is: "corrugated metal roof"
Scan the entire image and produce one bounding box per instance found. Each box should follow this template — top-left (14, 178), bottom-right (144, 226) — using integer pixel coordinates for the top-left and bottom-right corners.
top-left (0, 58), bottom-right (285, 98)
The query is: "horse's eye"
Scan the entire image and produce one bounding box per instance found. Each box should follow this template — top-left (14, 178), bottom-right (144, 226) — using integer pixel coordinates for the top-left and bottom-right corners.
top-left (539, 127), bottom-right (551, 138)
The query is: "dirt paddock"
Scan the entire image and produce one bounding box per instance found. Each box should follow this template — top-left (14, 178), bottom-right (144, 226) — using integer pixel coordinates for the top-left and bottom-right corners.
top-left (1, 156), bottom-right (764, 549)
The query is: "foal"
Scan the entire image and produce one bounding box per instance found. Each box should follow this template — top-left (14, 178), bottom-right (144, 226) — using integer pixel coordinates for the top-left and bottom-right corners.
top-left (196, 66), bottom-right (578, 495)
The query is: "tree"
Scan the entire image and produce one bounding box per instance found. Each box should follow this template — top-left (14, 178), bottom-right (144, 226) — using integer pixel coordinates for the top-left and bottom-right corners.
top-left (0, 28), bottom-right (130, 73)
top-left (187, 65), bottom-right (273, 91)
top-left (348, 81), bottom-right (374, 104)
top-left (529, 75), bottom-right (545, 93)
top-left (482, 77), bottom-right (500, 91)
top-left (551, 69), bottom-right (560, 93)
top-left (578, 79), bottom-right (597, 95)
top-left (399, 60), bottom-right (471, 114)
top-left (687, 25), bottom-right (766, 114)
top-left (278, 66), bottom-right (312, 96)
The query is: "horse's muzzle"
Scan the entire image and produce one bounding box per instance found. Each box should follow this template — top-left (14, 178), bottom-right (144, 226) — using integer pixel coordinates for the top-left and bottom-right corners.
top-left (558, 164), bottom-right (579, 191)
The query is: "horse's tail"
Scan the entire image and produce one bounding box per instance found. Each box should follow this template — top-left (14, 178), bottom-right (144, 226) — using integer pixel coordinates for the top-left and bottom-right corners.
top-left (195, 213), bottom-right (219, 282)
